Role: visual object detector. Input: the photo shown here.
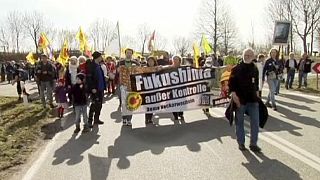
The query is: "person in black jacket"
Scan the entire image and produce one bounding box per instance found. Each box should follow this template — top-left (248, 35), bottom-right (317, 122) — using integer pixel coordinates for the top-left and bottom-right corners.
top-left (0, 63), bottom-right (5, 82)
top-left (35, 53), bottom-right (55, 108)
top-left (86, 51), bottom-right (106, 127)
top-left (72, 73), bottom-right (90, 133)
top-left (229, 48), bottom-right (261, 152)
top-left (262, 48), bottom-right (279, 111)
top-left (297, 53), bottom-right (314, 88)
top-left (285, 52), bottom-right (298, 89)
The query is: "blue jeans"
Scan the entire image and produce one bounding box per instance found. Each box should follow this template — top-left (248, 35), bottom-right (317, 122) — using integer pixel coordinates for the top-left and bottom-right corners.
top-left (298, 71), bottom-right (308, 88)
top-left (235, 103), bottom-right (259, 146)
top-left (266, 79), bottom-right (277, 107)
top-left (39, 81), bottom-right (53, 106)
top-left (286, 69), bottom-right (295, 88)
top-left (75, 105), bottom-right (88, 125)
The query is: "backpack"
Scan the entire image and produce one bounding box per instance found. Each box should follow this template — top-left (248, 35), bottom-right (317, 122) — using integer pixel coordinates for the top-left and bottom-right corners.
top-left (18, 69), bottom-right (28, 81)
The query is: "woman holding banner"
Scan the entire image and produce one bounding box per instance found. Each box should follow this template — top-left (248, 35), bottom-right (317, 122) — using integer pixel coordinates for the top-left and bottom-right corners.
top-left (171, 55), bottom-right (184, 120)
top-left (145, 56), bottom-right (158, 124)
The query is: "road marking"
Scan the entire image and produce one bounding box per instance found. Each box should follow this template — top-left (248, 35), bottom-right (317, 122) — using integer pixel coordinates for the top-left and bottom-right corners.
top-left (212, 108), bottom-right (320, 172)
top-left (22, 129), bottom-right (64, 180)
top-left (285, 92), bottom-right (320, 99)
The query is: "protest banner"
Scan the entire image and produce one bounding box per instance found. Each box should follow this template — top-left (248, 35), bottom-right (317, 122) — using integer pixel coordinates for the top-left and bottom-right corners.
top-left (273, 21), bottom-right (291, 45)
top-left (119, 66), bottom-right (227, 115)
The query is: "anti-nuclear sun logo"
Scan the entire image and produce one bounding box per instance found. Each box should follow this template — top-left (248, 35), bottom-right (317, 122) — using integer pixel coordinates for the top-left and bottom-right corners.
top-left (126, 92), bottom-right (142, 111)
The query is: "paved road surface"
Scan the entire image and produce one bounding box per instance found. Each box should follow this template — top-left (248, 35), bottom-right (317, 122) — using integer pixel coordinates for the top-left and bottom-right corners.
top-left (1, 81), bottom-right (319, 180)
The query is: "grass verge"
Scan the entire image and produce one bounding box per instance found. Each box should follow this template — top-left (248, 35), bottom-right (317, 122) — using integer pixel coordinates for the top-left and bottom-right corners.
top-left (281, 77), bottom-right (320, 96)
top-left (0, 97), bottom-right (54, 179)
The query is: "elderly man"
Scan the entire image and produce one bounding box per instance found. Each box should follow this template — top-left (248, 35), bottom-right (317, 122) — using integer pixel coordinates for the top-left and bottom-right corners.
top-left (229, 48), bottom-right (261, 152)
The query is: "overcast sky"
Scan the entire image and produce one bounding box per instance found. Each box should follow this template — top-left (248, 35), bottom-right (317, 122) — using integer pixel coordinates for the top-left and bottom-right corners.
top-left (0, 0), bottom-right (270, 52)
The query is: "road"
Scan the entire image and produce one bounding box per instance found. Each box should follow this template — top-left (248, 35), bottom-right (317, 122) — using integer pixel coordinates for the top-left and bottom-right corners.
top-left (1, 81), bottom-right (320, 180)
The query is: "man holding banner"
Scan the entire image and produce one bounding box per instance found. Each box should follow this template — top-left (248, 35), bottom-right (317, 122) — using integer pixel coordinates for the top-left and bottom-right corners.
top-left (118, 48), bottom-right (140, 126)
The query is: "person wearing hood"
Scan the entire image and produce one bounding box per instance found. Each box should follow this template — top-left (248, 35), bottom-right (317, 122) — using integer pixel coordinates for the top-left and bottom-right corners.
top-left (65, 56), bottom-right (80, 104)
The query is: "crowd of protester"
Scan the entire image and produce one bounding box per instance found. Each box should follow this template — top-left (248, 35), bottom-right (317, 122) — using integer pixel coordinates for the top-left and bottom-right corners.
top-left (0, 48), bottom-right (316, 152)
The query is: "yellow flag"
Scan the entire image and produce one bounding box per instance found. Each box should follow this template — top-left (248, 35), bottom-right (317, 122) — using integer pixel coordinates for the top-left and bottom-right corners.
top-left (57, 39), bottom-right (69, 66)
top-left (76, 27), bottom-right (89, 52)
top-left (26, 52), bottom-right (36, 65)
top-left (133, 51), bottom-right (142, 59)
top-left (193, 42), bottom-right (200, 68)
top-left (201, 35), bottom-right (212, 55)
top-left (121, 48), bottom-right (126, 58)
top-left (38, 32), bottom-right (50, 50)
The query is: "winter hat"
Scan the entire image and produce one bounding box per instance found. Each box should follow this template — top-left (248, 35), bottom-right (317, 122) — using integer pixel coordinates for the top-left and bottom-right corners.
top-left (76, 73), bottom-right (85, 82)
top-left (92, 51), bottom-right (102, 60)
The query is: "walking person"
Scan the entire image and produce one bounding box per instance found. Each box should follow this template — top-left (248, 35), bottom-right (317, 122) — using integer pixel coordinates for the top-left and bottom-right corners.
top-left (5, 61), bottom-right (14, 84)
top-left (262, 48), bottom-right (279, 111)
top-left (117, 48), bottom-right (140, 126)
top-left (202, 57), bottom-right (214, 115)
top-left (298, 53), bottom-right (314, 89)
top-left (285, 52), bottom-right (298, 89)
top-left (1, 63), bottom-right (5, 82)
top-left (275, 54), bottom-right (285, 95)
top-left (254, 54), bottom-right (265, 97)
top-left (35, 53), bottom-right (55, 108)
top-left (72, 73), bottom-right (90, 133)
top-left (106, 56), bottom-right (116, 94)
top-left (87, 51), bottom-right (106, 127)
top-left (11, 64), bottom-right (30, 101)
top-left (229, 48), bottom-right (261, 152)
top-left (55, 79), bottom-right (68, 118)
top-left (65, 56), bottom-right (80, 105)
top-left (171, 55), bottom-right (184, 120)
top-left (145, 56), bottom-right (158, 124)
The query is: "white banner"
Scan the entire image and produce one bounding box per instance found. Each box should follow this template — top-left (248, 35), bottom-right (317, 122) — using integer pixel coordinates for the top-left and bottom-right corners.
top-left (119, 66), bottom-right (225, 115)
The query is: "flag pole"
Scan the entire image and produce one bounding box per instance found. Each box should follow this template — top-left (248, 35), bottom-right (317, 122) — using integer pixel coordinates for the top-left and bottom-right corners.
top-left (117, 21), bottom-right (122, 58)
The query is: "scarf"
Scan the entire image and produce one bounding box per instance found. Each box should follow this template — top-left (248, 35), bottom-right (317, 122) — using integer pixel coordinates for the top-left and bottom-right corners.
top-left (69, 64), bottom-right (78, 85)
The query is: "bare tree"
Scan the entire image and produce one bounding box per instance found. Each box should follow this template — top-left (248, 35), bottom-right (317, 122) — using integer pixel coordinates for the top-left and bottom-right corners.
top-left (173, 37), bottom-right (191, 57)
top-left (267, 0), bottom-right (293, 53)
top-left (153, 33), bottom-right (168, 50)
top-left (289, 0), bottom-right (320, 53)
top-left (218, 10), bottom-right (237, 55)
top-left (196, 0), bottom-right (221, 55)
top-left (89, 18), bottom-right (116, 51)
top-left (0, 25), bottom-right (11, 52)
top-left (7, 11), bottom-right (24, 53)
top-left (122, 35), bottom-right (137, 50)
top-left (89, 20), bottom-right (101, 51)
top-left (137, 24), bottom-right (151, 55)
top-left (57, 29), bottom-right (77, 50)
top-left (23, 11), bottom-right (46, 53)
